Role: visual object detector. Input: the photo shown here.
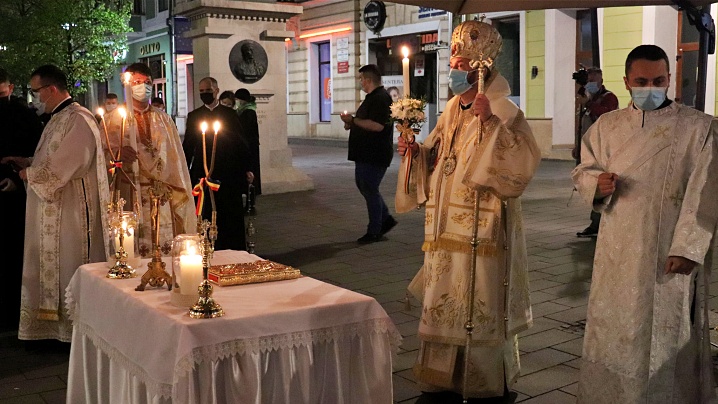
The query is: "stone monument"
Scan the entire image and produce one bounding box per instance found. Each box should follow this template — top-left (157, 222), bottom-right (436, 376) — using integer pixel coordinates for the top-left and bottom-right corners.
top-left (175, 0), bottom-right (313, 194)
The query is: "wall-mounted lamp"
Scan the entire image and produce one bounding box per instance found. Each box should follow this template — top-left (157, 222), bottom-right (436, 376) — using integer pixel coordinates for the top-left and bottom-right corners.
top-left (531, 66), bottom-right (539, 80)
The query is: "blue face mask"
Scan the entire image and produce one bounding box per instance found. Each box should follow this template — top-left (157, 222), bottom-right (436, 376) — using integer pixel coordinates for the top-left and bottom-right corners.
top-left (448, 68), bottom-right (477, 96)
top-left (584, 82), bottom-right (599, 95)
top-left (630, 86), bottom-right (667, 111)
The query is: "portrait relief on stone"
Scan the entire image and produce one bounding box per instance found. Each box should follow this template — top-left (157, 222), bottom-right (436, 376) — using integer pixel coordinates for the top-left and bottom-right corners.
top-left (229, 40), bottom-right (268, 84)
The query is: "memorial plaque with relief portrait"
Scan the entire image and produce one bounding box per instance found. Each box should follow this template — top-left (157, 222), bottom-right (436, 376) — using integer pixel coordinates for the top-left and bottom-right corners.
top-left (229, 40), bottom-right (268, 84)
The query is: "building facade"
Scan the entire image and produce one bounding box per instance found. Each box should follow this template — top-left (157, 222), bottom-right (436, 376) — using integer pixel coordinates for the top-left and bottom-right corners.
top-left (286, 1), bottom-right (718, 160)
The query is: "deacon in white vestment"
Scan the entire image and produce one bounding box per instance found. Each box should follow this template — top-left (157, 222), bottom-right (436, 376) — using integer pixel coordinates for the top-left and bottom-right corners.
top-left (573, 45), bottom-right (718, 404)
top-left (2, 65), bottom-right (110, 342)
top-left (101, 62), bottom-right (195, 257)
top-left (397, 21), bottom-right (540, 398)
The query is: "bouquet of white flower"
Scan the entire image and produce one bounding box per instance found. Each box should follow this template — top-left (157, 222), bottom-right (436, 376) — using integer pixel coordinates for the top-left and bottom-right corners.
top-left (390, 97), bottom-right (427, 133)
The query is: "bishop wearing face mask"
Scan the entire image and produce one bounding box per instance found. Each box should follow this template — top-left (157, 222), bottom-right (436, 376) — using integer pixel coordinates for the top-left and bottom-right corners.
top-left (182, 77), bottom-right (255, 251)
top-left (572, 44), bottom-right (718, 403)
top-left (396, 20), bottom-right (540, 400)
top-left (101, 62), bottom-right (196, 257)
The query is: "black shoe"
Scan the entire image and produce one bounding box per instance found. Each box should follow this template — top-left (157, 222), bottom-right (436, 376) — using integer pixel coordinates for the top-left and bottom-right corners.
top-left (576, 226), bottom-right (598, 237)
top-left (380, 216), bottom-right (398, 235)
top-left (357, 233), bottom-right (385, 244)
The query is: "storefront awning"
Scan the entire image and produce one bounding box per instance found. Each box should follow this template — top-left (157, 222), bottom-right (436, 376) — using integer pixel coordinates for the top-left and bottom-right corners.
top-left (386, 0), bottom-right (715, 14)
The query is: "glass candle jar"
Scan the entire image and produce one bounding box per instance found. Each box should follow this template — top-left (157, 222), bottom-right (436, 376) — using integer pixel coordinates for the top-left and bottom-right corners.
top-left (171, 234), bottom-right (203, 307)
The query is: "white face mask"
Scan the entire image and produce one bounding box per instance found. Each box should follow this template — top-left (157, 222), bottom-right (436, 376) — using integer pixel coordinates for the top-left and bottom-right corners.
top-left (630, 86), bottom-right (668, 111)
top-left (31, 93), bottom-right (45, 115)
top-left (132, 83), bottom-right (152, 104)
top-left (105, 103), bottom-right (117, 112)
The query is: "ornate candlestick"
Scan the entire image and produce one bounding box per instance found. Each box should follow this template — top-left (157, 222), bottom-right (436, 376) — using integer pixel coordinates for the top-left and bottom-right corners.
top-left (135, 181), bottom-right (173, 291)
top-left (106, 197), bottom-right (137, 279)
top-left (245, 183), bottom-right (257, 254)
top-left (189, 120), bottom-right (224, 318)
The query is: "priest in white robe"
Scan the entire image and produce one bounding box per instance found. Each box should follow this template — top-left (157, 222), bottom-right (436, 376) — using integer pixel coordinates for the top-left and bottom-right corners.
top-left (573, 44), bottom-right (718, 404)
top-left (2, 65), bottom-right (110, 342)
top-left (397, 21), bottom-right (540, 398)
top-left (101, 62), bottom-right (195, 257)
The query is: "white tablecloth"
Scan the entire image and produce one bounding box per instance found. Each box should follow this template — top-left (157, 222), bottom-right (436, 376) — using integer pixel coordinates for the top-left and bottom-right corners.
top-left (65, 250), bottom-right (401, 404)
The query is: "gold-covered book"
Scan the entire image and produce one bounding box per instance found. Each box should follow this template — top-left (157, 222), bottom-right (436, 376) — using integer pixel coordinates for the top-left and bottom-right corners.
top-left (207, 260), bottom-right (301, 286)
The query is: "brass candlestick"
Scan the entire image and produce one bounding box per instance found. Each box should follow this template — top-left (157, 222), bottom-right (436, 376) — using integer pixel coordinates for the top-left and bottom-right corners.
top-left (189, 121), bottom-right (224, 318)
top-left (106, 197), bottom-right (137, 279)
top-left (135, 181), bottom-right (173, 291)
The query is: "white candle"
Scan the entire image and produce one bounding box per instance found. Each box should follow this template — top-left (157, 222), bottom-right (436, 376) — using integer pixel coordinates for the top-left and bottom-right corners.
top-left (401, 46), bottom-right (410, 98)
top-left (114, 226), bottom-right (135, 260)
top-left (179, 254), bottom-right (203, 295)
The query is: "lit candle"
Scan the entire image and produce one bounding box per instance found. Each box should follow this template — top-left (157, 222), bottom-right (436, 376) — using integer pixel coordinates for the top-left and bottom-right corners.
top-left (212, 121), bottom-right (221, 137)
top-left (114, 222), bottom-right (135, 260)
top-left (401, 46), bottom-right (410, 98)
top-left (179, 247), bottom-right (203, 296)
top-left (123, 72), bottom-right (133, 116)
top-left (117, 107), bottom-right (127, 160)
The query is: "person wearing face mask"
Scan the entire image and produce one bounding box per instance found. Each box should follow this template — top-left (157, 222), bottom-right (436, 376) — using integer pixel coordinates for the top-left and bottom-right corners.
top-left (95, 93), bottom-right (119, 124)
top-left (182, 77), bottom-right (255, 250)
top-left (572, 44), bottom-right (718, 404)
top-left (1, 65), bottom-right (111, 344)
top-left (395, 21), bottom-right (540, 401)
top-left (0, 67), bottom-right (42, 332)
top-left (101, 62), bottom-right (195, 257)
top-left (574, 68), bottom-right (618, 238)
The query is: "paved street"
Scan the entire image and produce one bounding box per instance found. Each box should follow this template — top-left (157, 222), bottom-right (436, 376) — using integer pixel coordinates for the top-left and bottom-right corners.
top-left (0, 140), bottom-right (715, 403)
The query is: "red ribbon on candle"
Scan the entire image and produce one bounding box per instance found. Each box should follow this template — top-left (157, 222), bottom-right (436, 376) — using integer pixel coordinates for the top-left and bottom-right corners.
top-left (192, 177), bottom-right (221, 216)
top-left (108, 160), bottom-right (123, 175)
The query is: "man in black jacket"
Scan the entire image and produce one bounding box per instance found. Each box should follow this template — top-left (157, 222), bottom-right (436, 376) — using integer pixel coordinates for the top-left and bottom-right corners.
top-left (183, 77), bottom-right (255, 250)
top-left (341, 65), bottom-right (397, 244)
top-left (0, 67), bottom-right (43, 330)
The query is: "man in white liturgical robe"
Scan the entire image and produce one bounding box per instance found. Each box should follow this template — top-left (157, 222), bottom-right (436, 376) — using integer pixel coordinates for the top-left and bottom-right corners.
top-left (2, 65), bottom-right (110, 342)
top-left (573, 45), bottom-right (718, 404)
top-left (397, 21), bottom-right (540, 398)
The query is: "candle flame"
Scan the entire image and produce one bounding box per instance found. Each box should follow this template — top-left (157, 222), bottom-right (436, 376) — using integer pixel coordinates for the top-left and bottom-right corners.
top-left (118, 106), bottom-right (127, 119)
top-left (97, 107), bottom-right (105, 117)
top-left (185, 241), bottom-right (197, 255)
top-left (123, 71), bottom-right (132, 84)
top-left (401, 46), bottom-right (410, 59)
top-left (200, 121), bottom-right (208, 134)
top-left (213, 121), bottom-right (221, 134)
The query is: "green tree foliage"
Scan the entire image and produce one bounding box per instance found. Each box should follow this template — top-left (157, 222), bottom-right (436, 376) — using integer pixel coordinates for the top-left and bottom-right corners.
top-left (0, 0), bottom-right (131, 95)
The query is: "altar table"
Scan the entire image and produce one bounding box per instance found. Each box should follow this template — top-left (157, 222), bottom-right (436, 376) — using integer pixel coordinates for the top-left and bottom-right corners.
top-left (65, 250), bottom-right (401, 404)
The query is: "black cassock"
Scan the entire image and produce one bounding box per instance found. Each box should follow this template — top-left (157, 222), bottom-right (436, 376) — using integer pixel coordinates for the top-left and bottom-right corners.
top-left (183, 104), bottom-right (255, 251)
top-left (0, 97), bottom-right (42, 329)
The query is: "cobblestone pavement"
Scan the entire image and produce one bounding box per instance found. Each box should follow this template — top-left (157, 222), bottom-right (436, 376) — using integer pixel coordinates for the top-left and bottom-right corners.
top-left (0, 140), bottom-right (715, 404)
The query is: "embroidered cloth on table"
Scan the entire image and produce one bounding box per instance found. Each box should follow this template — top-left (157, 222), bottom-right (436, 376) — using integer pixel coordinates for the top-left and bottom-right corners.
top-left (65, 250), bottom-right (401, 399)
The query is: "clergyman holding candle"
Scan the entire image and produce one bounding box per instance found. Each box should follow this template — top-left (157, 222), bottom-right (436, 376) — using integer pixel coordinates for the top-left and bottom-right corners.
top-left (100, 62), bottom-right (195, 257)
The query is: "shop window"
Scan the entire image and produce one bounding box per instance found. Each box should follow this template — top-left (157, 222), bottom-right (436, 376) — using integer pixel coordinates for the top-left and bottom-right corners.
top-left (140, 54), bottom-right (167, 102)
top-left (317, 42), bottom-right (331, 122)
top-left (158, 0), bottom-right (168, 12)
top-left (133, 0), bottom-right (144, 15)
top-left (493, 17), bottom-right (520, 101)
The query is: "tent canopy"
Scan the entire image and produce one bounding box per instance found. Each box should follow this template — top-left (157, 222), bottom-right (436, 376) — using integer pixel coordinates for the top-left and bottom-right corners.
top-left (387, 0), bottom-right (716, 14)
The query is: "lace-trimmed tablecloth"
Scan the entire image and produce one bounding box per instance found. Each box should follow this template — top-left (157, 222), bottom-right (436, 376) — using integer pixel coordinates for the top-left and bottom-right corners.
top-left (65, 250), bottom-right (401, 399)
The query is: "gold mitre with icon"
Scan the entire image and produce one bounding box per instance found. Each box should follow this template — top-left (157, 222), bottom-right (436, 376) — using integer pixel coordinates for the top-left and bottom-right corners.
top-left (450, 20), bottom-right (503, 69)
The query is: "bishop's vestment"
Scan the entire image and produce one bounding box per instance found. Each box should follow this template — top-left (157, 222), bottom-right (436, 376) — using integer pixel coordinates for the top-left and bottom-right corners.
top-left (398, 73), bottom-right (541, 396)
top-left (572, 101), bottom-right (718, 404)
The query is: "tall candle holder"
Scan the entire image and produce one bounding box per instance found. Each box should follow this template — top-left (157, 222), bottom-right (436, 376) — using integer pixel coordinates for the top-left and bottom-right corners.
top-left (106, 197), bottom-right (138, 279)
top-left (189, 120), bottom-right (224, 319)
top-left (135, 181), bottom-right (173, 291)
